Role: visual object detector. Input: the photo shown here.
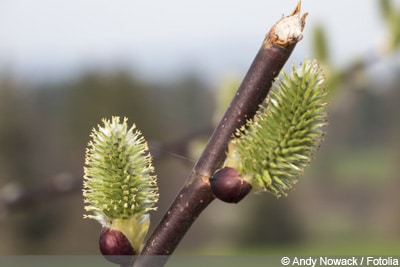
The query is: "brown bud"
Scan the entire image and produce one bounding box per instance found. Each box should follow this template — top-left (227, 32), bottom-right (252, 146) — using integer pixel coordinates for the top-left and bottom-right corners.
top-left (210, 167), bottom-right (252, 203)
top-left (99, 226), bottom-right (136, 265)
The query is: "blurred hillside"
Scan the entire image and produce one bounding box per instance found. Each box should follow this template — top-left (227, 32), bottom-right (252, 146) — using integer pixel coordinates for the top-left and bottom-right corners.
top-left (1, 49), bottom-right (400, 255)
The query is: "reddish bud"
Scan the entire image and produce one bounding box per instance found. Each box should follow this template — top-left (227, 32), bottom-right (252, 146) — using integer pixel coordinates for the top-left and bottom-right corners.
top-left (99, 226), bottom-right (136, 265)
top-left (210, 167), bottom-right (252, 203)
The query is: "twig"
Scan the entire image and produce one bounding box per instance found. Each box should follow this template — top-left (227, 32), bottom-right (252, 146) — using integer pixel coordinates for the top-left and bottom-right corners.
top-left (134, 2), bottom-right (307, 266)
top-left (0, 173), bottom-right (81, 218)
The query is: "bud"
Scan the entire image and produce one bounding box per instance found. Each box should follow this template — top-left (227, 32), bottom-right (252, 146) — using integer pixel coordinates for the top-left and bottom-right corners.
top-left (99, 226), bottom-right (135, 265)
top-left (210, 167), bottom-right (252, 203)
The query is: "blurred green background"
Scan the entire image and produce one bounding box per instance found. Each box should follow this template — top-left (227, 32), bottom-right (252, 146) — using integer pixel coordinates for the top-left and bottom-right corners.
top-left (1, 0), bottom-right (400, 257)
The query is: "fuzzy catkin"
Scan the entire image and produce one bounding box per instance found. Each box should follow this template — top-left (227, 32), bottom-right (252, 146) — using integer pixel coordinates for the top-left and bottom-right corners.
top-left (228, 60), bottom-right (327, 197)
top-left (83, 116), bottom-right (158, 223)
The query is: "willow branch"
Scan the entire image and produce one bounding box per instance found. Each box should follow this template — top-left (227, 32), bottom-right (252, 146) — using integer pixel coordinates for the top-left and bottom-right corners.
top-left (134, 2), bottom-right (307, 266)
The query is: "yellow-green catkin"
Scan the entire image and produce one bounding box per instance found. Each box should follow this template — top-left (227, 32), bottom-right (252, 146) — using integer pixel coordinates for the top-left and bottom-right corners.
top-left (83, 116), bottom-right (158, 252)
top-left (226, 60), bottom-right (328, 197)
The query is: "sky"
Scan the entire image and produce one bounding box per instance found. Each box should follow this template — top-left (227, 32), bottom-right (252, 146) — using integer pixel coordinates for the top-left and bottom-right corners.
top-left (0, 0), bottom-right (399, 84)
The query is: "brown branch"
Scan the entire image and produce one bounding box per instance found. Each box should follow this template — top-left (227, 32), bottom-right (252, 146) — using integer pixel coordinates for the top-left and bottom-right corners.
top-left (134, 2), bottom-right (307, 266)
top-left (0, 173), bottom-right (81, 216)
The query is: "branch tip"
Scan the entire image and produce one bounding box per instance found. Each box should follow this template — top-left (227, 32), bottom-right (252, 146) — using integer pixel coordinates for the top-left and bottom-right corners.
top-left (268, 0), bottom-right (308, 47)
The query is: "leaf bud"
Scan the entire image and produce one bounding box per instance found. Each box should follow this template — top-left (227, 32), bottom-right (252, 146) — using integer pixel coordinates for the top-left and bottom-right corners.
top-left (210, 167), bottom-right (252, 203)
top-left (99, 226), bottom-right (135, 265)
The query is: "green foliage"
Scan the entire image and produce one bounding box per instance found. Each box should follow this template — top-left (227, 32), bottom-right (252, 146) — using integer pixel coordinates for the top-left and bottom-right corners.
top-left (83, 116), bottom-right (158, 223)
top-left (379, 0), bottom-right (392, 19)
top-left (312, 25), bottom-right (329, 64)
top-left (376, 0), bottom-right (400, 50)
top-left (226, 60), bottom-right (328, 197)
